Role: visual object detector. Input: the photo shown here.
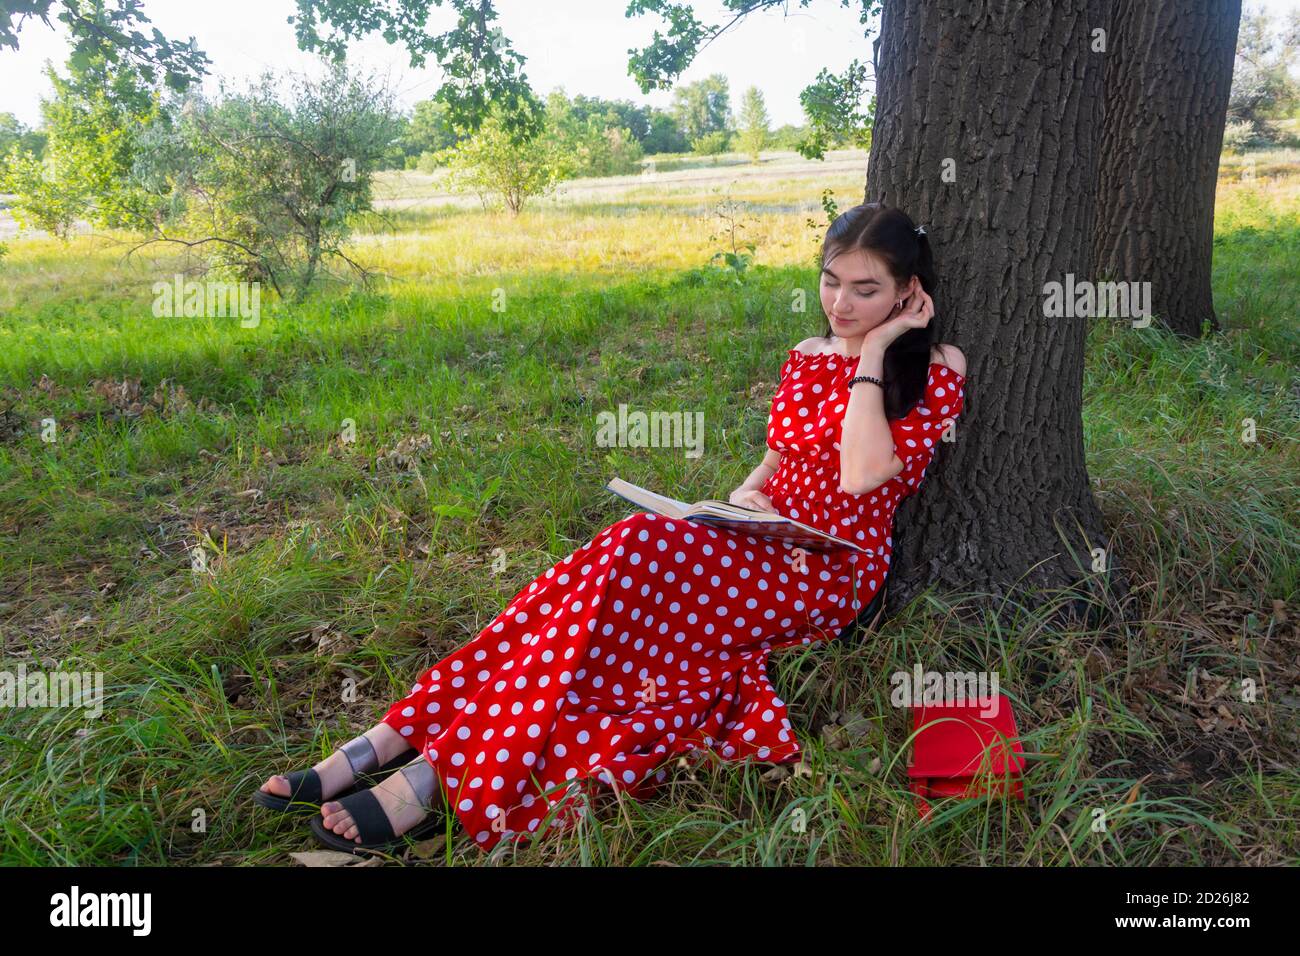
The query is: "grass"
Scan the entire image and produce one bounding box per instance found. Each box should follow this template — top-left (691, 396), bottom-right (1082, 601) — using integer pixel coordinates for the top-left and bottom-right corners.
top-left (0, 150), bottom-right (1296, 866)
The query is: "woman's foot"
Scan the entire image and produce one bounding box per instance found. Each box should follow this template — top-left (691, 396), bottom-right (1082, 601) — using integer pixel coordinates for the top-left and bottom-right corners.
top-left (320, 756), bottom-right (439, 844)
top-left (259, 724), bottom-right (409, 802)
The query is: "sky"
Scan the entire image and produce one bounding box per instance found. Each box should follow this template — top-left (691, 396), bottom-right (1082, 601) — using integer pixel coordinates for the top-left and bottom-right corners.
top-left (1, 0), bottom-right (1297, 129)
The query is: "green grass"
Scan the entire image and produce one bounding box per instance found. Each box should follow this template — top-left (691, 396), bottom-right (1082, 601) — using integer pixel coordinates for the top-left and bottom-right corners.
top-left (0, 153), bottom-right (1296, 866)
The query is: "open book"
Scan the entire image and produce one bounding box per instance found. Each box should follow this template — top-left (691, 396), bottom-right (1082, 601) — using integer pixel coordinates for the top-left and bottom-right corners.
top-left (605, 477), bottom-right (878, 556)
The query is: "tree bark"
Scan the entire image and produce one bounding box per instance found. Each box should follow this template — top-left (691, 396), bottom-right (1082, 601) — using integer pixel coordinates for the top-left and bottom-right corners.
top-left (1092, 0), bottom-right (1242, 338)
top-left (866, 0), bottom-right (1123, 619)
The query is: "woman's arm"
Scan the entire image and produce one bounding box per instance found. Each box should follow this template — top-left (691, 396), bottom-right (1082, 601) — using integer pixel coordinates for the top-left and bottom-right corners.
top-left (736, 447), bottom-right (782, 494)
top-left (729, 447), bottom-right (782, 508)
top-left (839, 340), bottom-right (905, 495)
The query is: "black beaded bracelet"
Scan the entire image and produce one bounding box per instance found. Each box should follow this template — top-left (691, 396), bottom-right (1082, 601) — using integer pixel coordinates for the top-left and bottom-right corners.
top-left (848, 375), bottom-right (884, 389)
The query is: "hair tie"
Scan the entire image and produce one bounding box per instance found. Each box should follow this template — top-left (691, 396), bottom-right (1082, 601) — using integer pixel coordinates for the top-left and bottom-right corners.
top-left (915, 225), bottom-right (927, 236)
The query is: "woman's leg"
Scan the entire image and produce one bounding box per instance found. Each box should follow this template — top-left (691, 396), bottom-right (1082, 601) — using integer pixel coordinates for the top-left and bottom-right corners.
top-left (309, 666), bottom-right (455, 841)
top-left (261, 655), bottom-right (452, 801)
top-left (319, 752), bottom-right (441, 843)
top-left (259, 722), bottom-right (412, 800)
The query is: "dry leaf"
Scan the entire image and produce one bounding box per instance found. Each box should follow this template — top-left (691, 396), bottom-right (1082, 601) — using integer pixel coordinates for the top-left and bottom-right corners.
top-left (411, 835), bottom-right (447, 859)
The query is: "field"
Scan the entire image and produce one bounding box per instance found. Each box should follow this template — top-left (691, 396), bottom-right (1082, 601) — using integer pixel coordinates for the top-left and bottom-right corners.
top-left (0, 148), bottom-right (1296, 865)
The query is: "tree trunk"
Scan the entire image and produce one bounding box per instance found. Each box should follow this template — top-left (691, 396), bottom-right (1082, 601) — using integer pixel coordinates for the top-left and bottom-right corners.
top-left (866, 0), bottom-right (1122, 618)
top-left (1092, 0), bottom-right (1242, 338)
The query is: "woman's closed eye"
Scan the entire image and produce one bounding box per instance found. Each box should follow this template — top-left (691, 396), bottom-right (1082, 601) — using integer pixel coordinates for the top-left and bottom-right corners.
top-left (824, 281), bottom-right (873, 297)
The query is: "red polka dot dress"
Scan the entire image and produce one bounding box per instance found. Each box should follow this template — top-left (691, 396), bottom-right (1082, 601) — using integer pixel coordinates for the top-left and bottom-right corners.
top-left (380, 347), bottom-right (966, 852)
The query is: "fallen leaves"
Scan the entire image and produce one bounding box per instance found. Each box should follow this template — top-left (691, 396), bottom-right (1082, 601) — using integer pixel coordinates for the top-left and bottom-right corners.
top-left (88, 376), bottom-right (216, 419)
top-left (374, 433), bottom-right (432, 473)
top-left (1, 374), bottom-right (218, 446)
top-left (760, 763), bottom-right (791, 788)
top-left (820, 709), bottom-right (873, 751)
top-left (410, 835), bottom-right (447, 859)
top-left (291, 621), bottom-right (354, 657)
top-left (1182, 667), bottom-right (1251, 734)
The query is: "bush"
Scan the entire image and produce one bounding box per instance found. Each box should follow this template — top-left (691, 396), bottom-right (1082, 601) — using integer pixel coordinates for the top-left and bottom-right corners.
top-left (416, 149), bottom-right (449, 174)
top-left (134, 64), bottom-right (401, 300)
top-left (541, 93), bottom-right (644, 179)
top-left (1222, 120), bottom-right (1255, 153)
top-left (691, 130), bottom-right (731, 156)
top-left (568, 125), bottom-right (644, 178)
top-left (443, 104), bottom-right (565, 214)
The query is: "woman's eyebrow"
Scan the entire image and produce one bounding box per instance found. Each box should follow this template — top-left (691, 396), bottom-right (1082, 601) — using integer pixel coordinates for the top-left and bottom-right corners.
top-left (822, 267), bottom-right (880, 285)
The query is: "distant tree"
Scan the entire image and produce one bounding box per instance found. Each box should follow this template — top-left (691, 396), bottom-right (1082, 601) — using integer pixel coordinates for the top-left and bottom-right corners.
top-left (736, 85), bottom-right (770, 160)
top-left (642, 108), bottom-right (689, 154)
top-left (626, 1), bottom-right (882, 160)
top-left (402, 98), bottom-right (460, 164)
top-left (0, 113), bottom-right (47, 166)
top-left (769, 123), bottom-right (809, 149)
top-left (381, 113), bottom-right (411, 169)
top-left (542, 90), bottom-right (643, 178)
top-left (568, 95), bottom-right (652, 146)
top-left (671, 73), bottom-right (731, 143)
top-left (0, 52), bottom-right (167, 237)
top-left (442, 102), bottom-right (566, 214)
top-left (288, 1), bottom-right (880, 163)
top-left (690, 129), bottom-right (731, 156)
top-left (1228, 6), bottom-right (1300, 144)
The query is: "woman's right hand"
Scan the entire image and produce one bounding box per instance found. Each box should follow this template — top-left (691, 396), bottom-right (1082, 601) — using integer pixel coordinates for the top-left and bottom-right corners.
top-left (862, 288), bottom-right (934, 352)
top-left (729, 488), bottom-right (778, 513)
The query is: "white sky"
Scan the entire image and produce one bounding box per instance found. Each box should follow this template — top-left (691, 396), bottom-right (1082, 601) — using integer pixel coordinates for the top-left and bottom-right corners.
top-left (1, 0), bottom-right (1296, 129)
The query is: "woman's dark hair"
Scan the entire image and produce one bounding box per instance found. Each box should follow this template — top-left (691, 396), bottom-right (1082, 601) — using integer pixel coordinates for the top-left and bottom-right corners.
top-left (819, 202), bottom-right (939, 420)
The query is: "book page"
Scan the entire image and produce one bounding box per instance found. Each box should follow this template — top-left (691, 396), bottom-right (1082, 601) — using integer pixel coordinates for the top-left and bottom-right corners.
top-left (605, 477), bottom-right (691, 517)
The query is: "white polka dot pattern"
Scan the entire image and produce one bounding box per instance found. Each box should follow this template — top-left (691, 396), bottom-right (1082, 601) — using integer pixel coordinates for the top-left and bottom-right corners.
top-left (763, 349), bottom-right (966, 536)
top-left (378, 348), bottom-right (965, 854)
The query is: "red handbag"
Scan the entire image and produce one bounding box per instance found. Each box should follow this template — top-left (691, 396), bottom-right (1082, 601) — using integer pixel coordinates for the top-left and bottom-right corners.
top-left (907, 692), bottom-right (1026, 819)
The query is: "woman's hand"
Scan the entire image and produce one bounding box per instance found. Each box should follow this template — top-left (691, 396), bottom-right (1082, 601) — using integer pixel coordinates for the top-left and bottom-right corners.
top-left (729, 488), bottom-right (778, 513)
top-left (863, 288), bottom-right (934, 352)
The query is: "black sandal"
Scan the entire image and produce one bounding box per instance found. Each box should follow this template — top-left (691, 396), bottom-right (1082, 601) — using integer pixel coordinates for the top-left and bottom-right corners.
top-left (310, 756), bottom-right (444, 853)
top-left (253, 735), bottom-right (414, 814)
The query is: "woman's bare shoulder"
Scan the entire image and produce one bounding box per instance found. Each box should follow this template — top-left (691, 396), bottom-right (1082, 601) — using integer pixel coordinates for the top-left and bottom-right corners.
top-left (930, 342), bottom-right (967, 377)
top-left (791, 335), bottom-right (835, 357)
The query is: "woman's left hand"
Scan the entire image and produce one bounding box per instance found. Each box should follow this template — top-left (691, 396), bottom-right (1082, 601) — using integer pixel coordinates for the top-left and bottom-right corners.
top-left (863, 289), bottom-right (934, 351)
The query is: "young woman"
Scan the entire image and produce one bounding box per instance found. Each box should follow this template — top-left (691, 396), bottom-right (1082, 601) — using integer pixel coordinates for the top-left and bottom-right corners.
top-left (254, 201), bottom-right (968, 854)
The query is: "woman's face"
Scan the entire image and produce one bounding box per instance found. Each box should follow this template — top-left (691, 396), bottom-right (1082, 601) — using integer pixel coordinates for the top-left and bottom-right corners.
top-left (819, 248), bottom-right (917, 339)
